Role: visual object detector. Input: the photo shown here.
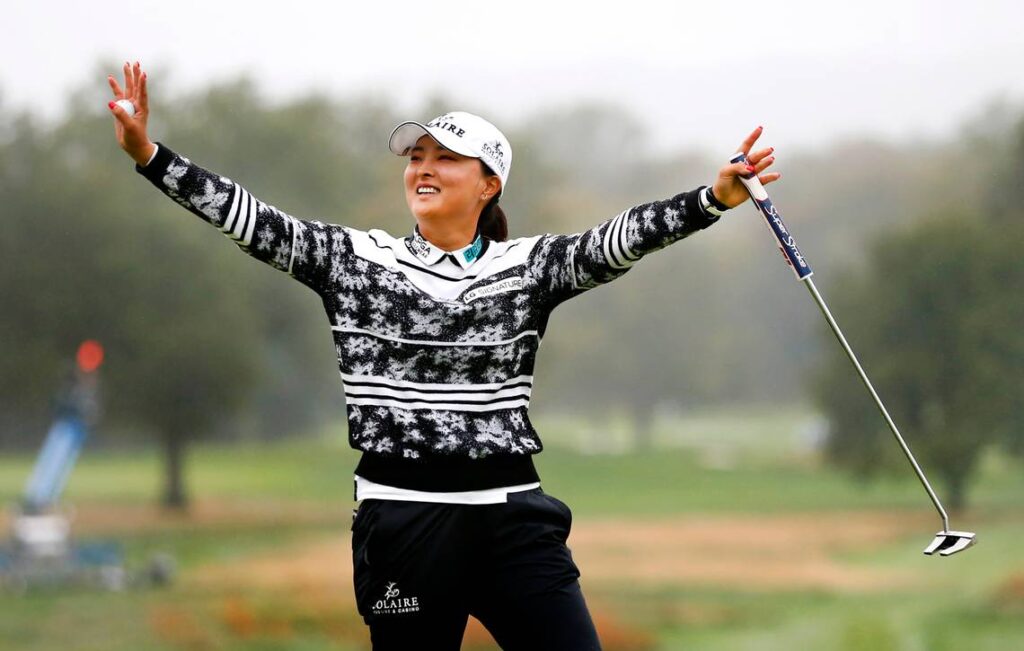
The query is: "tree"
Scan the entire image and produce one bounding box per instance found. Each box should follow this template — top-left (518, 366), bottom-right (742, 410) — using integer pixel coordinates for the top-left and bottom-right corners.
top-left (814, 214), bottom-right (1024, 509)
top-left (0, 90), bottom-right (264, 508)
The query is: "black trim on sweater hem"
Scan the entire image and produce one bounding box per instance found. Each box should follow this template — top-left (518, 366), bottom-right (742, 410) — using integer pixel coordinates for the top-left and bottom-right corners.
top-left (354, 452), bottom-right (540, 492)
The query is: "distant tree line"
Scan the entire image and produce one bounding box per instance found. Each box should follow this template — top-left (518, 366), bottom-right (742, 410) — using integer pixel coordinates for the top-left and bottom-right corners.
top-left (1, 62), bottom-right (1019, 508)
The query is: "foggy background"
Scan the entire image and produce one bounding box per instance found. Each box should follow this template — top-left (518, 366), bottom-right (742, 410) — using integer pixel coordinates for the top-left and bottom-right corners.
top-left (2, 1), bottom-right (1023, 649)
top-left (6, 0), bottom-right (1024, 152)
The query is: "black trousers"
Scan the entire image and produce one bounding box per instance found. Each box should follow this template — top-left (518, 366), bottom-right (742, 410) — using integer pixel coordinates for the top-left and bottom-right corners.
top-left (351, 488), bottom-right (602, 650)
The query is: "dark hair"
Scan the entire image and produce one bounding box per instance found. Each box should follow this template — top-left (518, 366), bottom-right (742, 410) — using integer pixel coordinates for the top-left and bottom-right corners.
top-left (478, 161), bottom-right (508, 242)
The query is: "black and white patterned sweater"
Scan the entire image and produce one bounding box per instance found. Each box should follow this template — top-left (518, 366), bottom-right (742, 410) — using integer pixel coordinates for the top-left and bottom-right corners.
top-left (137, 143), bottom-right (721, 491)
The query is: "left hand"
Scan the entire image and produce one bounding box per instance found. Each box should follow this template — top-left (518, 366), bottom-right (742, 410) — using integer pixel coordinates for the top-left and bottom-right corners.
top-left (711, 126), bottom-right (781, 209)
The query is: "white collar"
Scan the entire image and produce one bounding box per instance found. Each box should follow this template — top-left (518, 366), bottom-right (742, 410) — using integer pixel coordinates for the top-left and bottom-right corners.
top-left (406, 227), bottom-right (486, 270)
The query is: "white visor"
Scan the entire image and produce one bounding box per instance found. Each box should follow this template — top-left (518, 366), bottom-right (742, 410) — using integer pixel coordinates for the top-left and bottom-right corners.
top-left (388, 111), bottom-right (512, 195)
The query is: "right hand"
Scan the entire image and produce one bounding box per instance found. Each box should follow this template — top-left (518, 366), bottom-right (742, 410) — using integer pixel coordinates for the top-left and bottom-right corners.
top-left (107, 61), bottom-right (155, 166)
top-left (711, 126), bottom-right (780, 209)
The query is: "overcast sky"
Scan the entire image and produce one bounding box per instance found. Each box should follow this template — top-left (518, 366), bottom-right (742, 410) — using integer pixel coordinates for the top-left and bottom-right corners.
top-left (5, 0), bottom-right (1022, 154)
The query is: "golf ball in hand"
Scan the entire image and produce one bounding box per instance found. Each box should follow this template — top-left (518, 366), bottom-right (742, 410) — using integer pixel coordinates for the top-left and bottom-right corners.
top-left (115, 99), bottom-right (136, 117)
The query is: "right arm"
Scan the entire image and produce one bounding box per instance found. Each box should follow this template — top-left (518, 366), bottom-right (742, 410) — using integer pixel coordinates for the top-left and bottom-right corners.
top-left (108, 62), bottom-right (340, 292)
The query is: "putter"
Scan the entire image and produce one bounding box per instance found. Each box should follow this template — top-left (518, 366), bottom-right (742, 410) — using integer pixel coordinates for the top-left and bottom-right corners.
top-left (732, 152), bottom-right (976, 556)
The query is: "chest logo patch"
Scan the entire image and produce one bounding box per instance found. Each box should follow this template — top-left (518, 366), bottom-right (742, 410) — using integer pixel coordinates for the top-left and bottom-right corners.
top-left (463, 276), bottom-right (523, 303)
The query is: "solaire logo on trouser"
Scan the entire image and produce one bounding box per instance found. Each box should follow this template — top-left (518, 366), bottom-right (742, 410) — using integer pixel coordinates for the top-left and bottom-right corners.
top-left (372, 582), bottom-right (421, 615)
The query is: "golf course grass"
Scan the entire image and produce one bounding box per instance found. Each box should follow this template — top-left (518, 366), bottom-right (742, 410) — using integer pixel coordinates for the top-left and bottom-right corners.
top-left (1, 405), bottom-right (1022, 650)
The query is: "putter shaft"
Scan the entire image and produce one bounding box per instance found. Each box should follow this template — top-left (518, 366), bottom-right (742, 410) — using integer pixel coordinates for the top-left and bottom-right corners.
top-left (728, 150), bottom-right (960, 538)
top-left (802, 277), bottom-right (950, 532)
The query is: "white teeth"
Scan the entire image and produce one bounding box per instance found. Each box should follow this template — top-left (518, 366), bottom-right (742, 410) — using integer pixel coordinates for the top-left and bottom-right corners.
top-left (417, 187), bottom-right (439, 194)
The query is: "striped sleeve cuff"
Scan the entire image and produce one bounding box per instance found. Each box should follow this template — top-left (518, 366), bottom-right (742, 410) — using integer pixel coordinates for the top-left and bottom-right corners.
top-left (699, 186), bottom-right (728, 218)
top-left (144, 144), bottom-right (160, 167)
top-left (686, 188), bottom-right (722, 230)
top-left (135, 141), bottom-right (175, 178)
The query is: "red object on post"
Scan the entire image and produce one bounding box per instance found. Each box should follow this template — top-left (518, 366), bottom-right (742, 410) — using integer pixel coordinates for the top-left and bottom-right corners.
top-left (76, 340), bottom-right (104, 373)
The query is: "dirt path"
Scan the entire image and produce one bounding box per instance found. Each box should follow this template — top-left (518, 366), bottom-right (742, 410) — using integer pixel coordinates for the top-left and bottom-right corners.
top-left (188, 511), bottom-right (927, 594)
top-left (568, 512), bottom-right (926, 591)
top-left (1, 501), bottom-right (926, 592)
top-left (25, 504), bottom-right (925, 648)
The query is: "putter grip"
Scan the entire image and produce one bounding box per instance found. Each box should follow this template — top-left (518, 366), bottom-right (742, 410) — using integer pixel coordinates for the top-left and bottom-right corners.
top-left (731, 152), bottom-right (813, 280)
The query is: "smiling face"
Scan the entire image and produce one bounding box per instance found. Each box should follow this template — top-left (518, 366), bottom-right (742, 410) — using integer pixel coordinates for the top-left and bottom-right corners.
top-left (403, 135), bottom-right (501, 226)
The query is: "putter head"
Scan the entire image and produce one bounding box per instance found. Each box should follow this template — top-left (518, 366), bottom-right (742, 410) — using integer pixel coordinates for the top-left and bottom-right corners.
top-left (923, 530), bottom-right (976, 556)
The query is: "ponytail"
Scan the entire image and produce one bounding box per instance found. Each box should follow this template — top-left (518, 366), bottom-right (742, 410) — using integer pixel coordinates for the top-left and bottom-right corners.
top-left (478, 196), bottom-right (508, 242)
top-left (478, 161), bottom-right (509, 242)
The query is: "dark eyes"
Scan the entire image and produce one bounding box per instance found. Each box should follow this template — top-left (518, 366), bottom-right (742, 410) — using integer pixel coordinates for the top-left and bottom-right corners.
top-left (409, 154), bottom-right (456, 162)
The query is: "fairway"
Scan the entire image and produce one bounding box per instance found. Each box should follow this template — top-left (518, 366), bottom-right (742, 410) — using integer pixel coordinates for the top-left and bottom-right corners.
top-left (2, 406), bottom-right (1023, 650)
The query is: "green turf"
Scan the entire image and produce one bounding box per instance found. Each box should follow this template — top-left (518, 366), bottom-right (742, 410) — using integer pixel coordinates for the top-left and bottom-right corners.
top-left (6, 406), bottom-right (1022, 516)
top-left (2, 405), bottom-right (1022, 650)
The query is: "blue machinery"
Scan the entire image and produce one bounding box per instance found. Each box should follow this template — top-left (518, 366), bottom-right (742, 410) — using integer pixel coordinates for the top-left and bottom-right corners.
top-left (23, 417), bottom-right (89, 514)
top-left (0, 341), bottom-right (146, 592)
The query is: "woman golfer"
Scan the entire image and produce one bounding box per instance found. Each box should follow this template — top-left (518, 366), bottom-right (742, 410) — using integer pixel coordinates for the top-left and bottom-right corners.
top-left (108, 61), bottom-right (778, 650)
